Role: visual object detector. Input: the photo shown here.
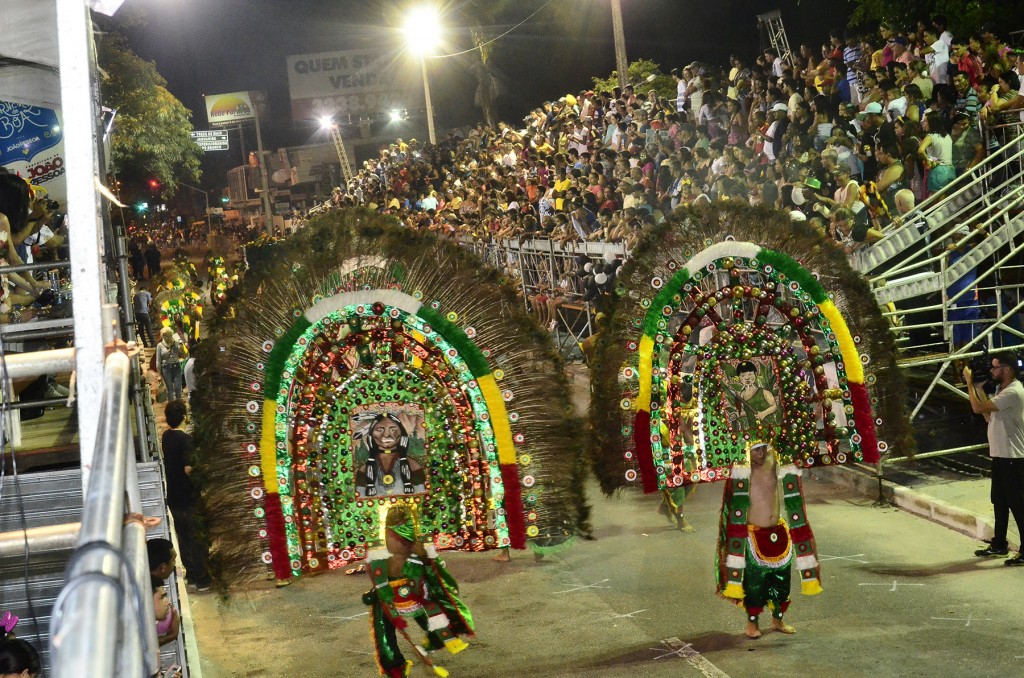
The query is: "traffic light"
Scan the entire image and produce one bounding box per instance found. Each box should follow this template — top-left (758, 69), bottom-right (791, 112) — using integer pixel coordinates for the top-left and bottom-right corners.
top-left (148, 179), bottom-right (160, 190)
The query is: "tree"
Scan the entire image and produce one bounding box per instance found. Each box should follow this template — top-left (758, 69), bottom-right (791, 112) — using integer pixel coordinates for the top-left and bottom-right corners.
top-left (97, 37), bottom-right (202, 198)
top-left (848, 0), bottom-right (1024, 37)
top-left (592, 59), bottom-right (676, 102)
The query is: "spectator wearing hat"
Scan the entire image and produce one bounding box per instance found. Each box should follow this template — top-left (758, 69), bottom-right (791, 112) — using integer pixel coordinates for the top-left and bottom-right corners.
top-left (762, 103), bottom-right (789, 162)
top-left (890, 36), bottom-right (913, 66)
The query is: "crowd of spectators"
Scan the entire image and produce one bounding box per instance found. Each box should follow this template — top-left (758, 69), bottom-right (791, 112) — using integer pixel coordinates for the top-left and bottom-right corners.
top-left (327, 17), bottom-right (1024, 255)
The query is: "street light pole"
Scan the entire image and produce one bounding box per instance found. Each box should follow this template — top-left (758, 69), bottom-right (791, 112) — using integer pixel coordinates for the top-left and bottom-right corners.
top-left (611, 0), bottom-right (629, 90)
top-left (404, 5), bottom-right (440, 146)
top-left (177, 182), bottom-right (211, 236)
top-left (420, 56), bottom-right (436, 145)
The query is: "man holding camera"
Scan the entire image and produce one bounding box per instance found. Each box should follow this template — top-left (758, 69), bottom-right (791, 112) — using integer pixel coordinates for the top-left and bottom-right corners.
top-left (964, 353), bottom-right (1024, 565)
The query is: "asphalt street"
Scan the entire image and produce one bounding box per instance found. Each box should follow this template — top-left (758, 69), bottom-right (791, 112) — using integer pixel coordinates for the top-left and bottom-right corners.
top-left (191, 472), bottom-right (1024, 678)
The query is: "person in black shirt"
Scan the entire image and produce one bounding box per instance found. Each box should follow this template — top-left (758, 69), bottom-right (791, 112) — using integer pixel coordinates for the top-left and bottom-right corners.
top-left (161, 400), bottom-right (211, 591)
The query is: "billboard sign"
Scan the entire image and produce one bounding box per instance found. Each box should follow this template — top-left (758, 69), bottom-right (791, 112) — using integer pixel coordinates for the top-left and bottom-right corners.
top-left (286, 49), bottom-right (416, 122)
top-left (205, 91), bottom-right (268, 126)
top-left (191, 129), bottom-right (230, 152)
top-left (0, 100), bottom-right (66, 206)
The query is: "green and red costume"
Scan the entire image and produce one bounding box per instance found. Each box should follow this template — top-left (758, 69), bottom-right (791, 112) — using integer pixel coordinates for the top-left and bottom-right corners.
top-left (716, 462), bottom-right (822, 621)
top-left (364, 539), bottom-right (474, 678)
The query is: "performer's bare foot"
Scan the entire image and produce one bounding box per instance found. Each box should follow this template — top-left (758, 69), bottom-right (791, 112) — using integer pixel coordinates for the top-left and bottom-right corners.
top-left (492, 548), bottom-right (511, 562)
top-left (745, 620), bottom-right (762, 639)
top-left (771, 619), bottom-right (796, 634)
top-left (676, 516), bottom-right (696, 532)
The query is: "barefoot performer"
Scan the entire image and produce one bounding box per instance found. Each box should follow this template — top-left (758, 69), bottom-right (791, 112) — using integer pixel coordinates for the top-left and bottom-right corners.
top-left (716, 442), bottom-right (822, 639)
top-left (364, 505), bottom-right (474, 677)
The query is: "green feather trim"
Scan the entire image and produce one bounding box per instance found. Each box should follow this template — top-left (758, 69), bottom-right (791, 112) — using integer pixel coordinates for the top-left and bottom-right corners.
top-left (264, 316), bottom-right (313, 394)
top-left (757, 249), bottom-right (828, 304)
top-left (416, 305), bottom-right (491, 378)
top-left (641, 268), bottom-right (691, 338)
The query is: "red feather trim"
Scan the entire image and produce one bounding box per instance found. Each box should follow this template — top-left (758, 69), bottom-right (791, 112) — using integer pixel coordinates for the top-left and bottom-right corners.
top-left (499, 463), bottom-right (527, 549)
top-left (849, 382), bottom-right (880, 463)
top-left (263, 492), bottom-right (292, 580)
top-left (632, 410), bottom-right (659, 493)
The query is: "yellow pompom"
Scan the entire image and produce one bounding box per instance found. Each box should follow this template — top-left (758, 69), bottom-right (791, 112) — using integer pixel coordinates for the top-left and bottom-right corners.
top-left (722, 582), bottom-right (745, 600)
top-left (801, 579), bottom-right (823, 596)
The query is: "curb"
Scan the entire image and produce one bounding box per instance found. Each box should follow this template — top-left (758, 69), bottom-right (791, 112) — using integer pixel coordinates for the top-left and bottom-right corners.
top-left (811, 466), bottom-right (1018, 550)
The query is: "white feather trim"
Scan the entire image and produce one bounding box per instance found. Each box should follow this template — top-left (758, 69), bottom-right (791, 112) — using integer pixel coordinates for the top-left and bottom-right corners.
top-left (682, 241), bottom-right (761, 277)
top-left (730, 466), bottom-right (751, 479)
top-left (424, 544), bottom-right (438, 559)
top-left (365, 548), bottom-right (392, 562)
top-left (777, 464), bottom-right (800, 478)
top-left (796, 555), bottom-right (819, 570)
top-left (726, 554), bottom-right (746, 569)
top-left (427, 613), bottom-right (450, 631)
top-left (305, 289), bottom-right (422, 323)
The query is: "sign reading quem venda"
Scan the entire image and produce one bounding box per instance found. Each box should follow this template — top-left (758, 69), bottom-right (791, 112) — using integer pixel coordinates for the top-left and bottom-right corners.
top-left (285, 49), bottom-right (416, 122)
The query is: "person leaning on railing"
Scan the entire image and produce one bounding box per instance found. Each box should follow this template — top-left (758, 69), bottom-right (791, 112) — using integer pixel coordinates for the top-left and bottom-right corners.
top-left (982, 70), bottom-right (1024, 122)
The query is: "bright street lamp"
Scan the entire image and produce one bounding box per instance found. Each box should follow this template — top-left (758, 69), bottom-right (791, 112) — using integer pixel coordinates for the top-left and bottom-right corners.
top-left (403, 6), bottom-right (440, 145)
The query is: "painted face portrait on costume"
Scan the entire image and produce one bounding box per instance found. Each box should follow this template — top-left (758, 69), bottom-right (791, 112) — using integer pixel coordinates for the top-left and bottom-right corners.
top-left (353, 408), bottom-right (426, 499)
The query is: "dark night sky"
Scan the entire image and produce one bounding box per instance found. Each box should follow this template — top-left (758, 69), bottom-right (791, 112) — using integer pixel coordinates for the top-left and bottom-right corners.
top-left (118, 0), bottom-right (857, 183)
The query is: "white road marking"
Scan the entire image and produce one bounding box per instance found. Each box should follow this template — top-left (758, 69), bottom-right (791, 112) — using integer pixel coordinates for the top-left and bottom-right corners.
top-left (858, 580), bottom-right (925, 592)
top-left (324, 611), bottom-right (369, 622)
top-left (819, 553), bottom-right (869, 564)
top-left (930, 613), bottom-right (990, 627)
top-left (604, 609), bottom-right (648, 620)
top-left (554, 578), bottom-right (611, 594)
top-left (652, 637), bottom-right (732, 678)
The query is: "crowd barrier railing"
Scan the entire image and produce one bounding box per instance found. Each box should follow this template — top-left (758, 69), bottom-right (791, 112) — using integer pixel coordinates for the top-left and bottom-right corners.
top-left (49, 350), bottom-right (159, 678)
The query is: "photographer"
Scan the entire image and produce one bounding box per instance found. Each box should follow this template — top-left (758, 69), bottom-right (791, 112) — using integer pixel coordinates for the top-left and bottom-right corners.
top-left (963, 352), bottom-right (1024, 565)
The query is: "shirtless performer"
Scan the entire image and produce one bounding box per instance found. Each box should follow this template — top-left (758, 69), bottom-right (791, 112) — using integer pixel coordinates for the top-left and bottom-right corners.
top-left (742, 443), bottom-right (796, 638)
top-left (717, 441), bottom-right (821, 639)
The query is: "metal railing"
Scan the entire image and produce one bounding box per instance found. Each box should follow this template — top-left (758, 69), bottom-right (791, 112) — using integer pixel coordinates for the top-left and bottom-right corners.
top-left (48, 350), bottom-right (158, 678)
top-left (850, 131), bottom-right (1024, 473)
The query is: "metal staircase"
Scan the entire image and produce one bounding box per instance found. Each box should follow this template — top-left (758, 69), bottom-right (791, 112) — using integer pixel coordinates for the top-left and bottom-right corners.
top-left (854, 132), bottom-right (1024, 460)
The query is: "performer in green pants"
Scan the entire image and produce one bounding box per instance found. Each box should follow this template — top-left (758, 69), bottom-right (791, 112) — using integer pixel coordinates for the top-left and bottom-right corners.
top-left (364, 505), bottom-right (474, 677)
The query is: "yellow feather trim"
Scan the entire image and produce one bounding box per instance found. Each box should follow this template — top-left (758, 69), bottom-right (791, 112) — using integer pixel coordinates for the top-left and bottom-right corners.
top-left (478, 374), bottom-right (517, 465)
top-left (637, 335), bottom-right (655, 412)
top-left (817, 300), bottom-right (864, 384)
top-left (261, 399), bottom-right (279, 491)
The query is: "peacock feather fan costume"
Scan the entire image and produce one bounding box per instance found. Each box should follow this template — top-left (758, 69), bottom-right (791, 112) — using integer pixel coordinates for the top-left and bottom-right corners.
top-left (589, 202), bottom-right (912, 494)
top-left (192, 209), bottom-right (589, 585)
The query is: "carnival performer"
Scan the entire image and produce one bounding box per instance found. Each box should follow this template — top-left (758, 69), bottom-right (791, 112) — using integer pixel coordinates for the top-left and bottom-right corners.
top-left (717, 442), bottom-right (822, 639)
top-left (354, 413), bottom-right (427, 498)
top-left (364, 505), bottom-right (474, 678)
top-left (659, 382), bottom-right (697, 531)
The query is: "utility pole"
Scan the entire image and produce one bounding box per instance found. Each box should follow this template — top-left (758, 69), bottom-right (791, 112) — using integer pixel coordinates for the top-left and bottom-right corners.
top-left (252, 116), bottom-right (274, 237)
top-left (611, 0), bottom-right (629, 90)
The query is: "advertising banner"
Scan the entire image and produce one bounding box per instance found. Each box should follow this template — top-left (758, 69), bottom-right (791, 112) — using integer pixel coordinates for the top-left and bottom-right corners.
top-left (205, 91), bottom-right (269, 126)
top-left (0, 100), bottom-right (66, 206)
top-left (286, 49), bottom-right (416, 122)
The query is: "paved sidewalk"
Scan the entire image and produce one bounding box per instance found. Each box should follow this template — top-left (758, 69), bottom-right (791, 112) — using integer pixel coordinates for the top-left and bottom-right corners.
top-left (814, 462), bottom-right (1020, 552)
